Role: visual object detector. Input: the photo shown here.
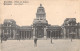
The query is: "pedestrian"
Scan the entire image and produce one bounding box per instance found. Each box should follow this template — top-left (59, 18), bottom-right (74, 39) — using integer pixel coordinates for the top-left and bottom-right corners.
top-left (34, 37), bottom-right (37, 47)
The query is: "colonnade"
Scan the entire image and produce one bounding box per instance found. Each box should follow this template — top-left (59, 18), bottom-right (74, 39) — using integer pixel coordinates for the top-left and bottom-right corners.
top-left (19, 31), bottom-right (32, 39)
top-left (47, 30), bottom-right (61, 38)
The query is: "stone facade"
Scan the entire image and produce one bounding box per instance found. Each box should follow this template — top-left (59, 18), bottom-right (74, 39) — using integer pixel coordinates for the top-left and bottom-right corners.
top-left (0, 4), bottom-right (80, 40)
top-left (62, 18), bottom-right (80, 39)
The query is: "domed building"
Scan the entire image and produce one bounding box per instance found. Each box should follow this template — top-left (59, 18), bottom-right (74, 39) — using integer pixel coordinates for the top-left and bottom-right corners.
top-left (0, 4), bottom-right (80, 40)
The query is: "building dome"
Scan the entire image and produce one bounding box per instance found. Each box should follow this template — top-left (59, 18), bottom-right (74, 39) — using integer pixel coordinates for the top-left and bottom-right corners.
top-left (36, 4), bottom-right (46, 19)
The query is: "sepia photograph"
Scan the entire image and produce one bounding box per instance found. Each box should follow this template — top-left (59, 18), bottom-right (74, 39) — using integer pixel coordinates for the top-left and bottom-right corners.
top-left (0, 0), bottom-right (80, 51)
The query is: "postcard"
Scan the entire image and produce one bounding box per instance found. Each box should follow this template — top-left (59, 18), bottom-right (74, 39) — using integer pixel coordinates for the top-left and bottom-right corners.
top-left (0, 0), bottom-right (80, 51)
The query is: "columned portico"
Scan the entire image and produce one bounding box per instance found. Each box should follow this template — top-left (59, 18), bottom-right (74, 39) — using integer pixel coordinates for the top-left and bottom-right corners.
top-left (32, 26), bottom-right (47, 39)
top-left (18, 29), bottom-right (33, 39)
top-left (46, 26), bottom-right (62, 39)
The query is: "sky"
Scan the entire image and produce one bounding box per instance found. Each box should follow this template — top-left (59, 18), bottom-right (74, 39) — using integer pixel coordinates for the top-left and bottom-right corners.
top-left (0, 0), bottom-right (80, 26)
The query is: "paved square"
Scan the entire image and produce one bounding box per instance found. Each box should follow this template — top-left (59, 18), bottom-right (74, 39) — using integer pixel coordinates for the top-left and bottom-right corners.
top-left (0, 39), bottom-right (80, 51)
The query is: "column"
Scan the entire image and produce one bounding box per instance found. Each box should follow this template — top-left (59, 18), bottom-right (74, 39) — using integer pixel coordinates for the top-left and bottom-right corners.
top-left (21, 31), bottom-right (22, 39)
top-left (56, 31), bottom-right (57, 38)
top-left (44, 28), bottom-right (47, 39)
top-left (58, 31), bottom-right (59, 38)
top-left (79, 28), bottom-right (80, 38)
top-left (2, 30), bottom-right (4, 37)
top-left (76, 28), bottom-right (78, 38)
top-left (24, 31), bottom-right (25, 39)
top-left (28, 31), bottom-right (30, 39)
top-left (59, 31), bottom-right (61, 38)
top-left (24, 31), bottom-right (26, 39)
top-left (23, 31), bottom-right (25, 39)
top-left (31, 31), bottom-right (33, 38)
top-left (50, 30), bottom-right (52, 38)
top-left (77, 28), bottom-right (79, 38)
top-left (25, 31), bottom-right (26, 38)
top-left (30, 31), bottom-right (31, 39)
top-left (13, 30), bottom-right (16, 39)
top-left (20, 31), bottom-right (21, 39)
top-left (53, 31), bottom-right (54, 38)
top-left (7, 30), bottom-right (9, 38)
top-left (7, 30), bottom-right (8, 34)
top-left (54, 31), bottom-right (55, 38)
top-left (29, 31), bottom-right (31, 39)
top-left (26, 31), bottom-right (27, 39)
top-left (55, 31), bottom-right (56, 38)
top-left (67, 29), bottom-right (69, 38)
top-left (25, 31), bottom-right (26, 39)
top-left (0, 28), bottom-right (1, 36)
top-left (29, 31), bottom-right (30, 39)
top-left (33, 28), bottom-right (35, 38)
top-left (57, 31), bottom-right (58, 38)
top-left (10, 29), bottom-right (11, 39)
top-left (63, 28), bottom-right (66, 39)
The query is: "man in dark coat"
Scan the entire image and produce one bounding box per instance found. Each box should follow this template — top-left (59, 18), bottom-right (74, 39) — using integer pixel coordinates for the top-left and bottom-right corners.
top-left (34, 37), bottom-right (38, 47)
